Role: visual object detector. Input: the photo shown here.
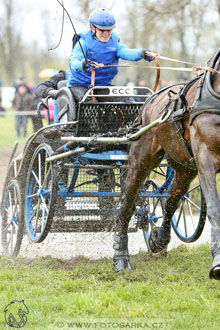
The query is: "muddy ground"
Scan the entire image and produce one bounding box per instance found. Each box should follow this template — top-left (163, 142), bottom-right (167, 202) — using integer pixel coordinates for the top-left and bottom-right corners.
top-left (0, 146), bottom-right (211, 260)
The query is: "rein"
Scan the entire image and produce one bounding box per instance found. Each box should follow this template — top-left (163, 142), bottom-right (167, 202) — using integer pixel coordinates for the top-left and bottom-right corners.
top-left (88, 57), bottom-right (161, 92)
top-left (88, 52), bottom-right (220, 95)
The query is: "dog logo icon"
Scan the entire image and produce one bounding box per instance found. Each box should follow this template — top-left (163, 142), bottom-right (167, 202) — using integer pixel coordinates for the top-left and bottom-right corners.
top-left (4, 300), bottom-right (29, 328)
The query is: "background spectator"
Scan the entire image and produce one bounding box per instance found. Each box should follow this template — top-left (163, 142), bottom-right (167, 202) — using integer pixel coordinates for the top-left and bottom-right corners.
top-left (12, 84), bottom-right (33, 138)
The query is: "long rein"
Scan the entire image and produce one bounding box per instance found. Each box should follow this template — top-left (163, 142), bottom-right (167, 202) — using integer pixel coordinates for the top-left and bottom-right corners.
top-left (88, 51), bottom-right (220, 94)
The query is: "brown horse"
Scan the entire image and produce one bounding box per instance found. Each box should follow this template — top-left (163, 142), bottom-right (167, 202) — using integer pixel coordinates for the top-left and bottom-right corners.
top-left (113, 49), bottom-right (220, 279)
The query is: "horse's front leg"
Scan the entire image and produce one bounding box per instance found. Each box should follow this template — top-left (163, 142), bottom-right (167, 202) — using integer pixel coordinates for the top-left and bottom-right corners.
top-left (113, 136), bottom-right (163, 272)
top-left (148, 164), bottom-right (197, 254)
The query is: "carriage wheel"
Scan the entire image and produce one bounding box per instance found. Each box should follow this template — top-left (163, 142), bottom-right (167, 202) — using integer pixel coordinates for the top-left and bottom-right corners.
top-left (137, 179), bottom-right (165, 252)
top-left (149, 163), bottom-right (207, 242)
top-left (25, 143), bottom-right (57, 243)
top-left (1, 180), bottom-right (24, 257)
top-left (171, 182), bottom-right (206, 242)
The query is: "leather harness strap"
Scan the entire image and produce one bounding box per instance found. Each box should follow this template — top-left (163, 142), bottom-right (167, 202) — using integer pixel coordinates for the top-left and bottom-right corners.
top-left (153, 57), bottom-right (160, 92)
top-left (89, 61), bottom-right (105, 102)
top-left (89, 69), bottom-right (96, 102)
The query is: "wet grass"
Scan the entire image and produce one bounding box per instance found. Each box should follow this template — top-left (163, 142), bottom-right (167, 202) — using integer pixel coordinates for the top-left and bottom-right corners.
top-left (0, 244), bottom-right (219, 329)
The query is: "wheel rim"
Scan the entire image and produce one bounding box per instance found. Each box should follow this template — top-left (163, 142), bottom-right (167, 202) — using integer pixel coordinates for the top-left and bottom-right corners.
top-left (1, 180), bottom-right (23, 257)
top-left (171, 183), bottom-right (206, 242)
top-left (25, 144), bottom-right (56, 242)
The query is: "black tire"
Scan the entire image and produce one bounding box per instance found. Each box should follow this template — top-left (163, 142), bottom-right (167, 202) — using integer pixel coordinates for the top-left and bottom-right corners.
top-left (25, 143), bottom-right (57, 242)
top-left (1, 180), bottom-right (24, 257)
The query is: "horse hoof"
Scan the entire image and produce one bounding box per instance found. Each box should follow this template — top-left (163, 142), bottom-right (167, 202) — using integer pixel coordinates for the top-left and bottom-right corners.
top-left (148, 226), bottom-right (170, 254)
top-left (113, 257), bottom-right (132, 272)
top-left (210, 254), bottom-right (220, 280)
top-left (149, 248), bottom-right (167, 258)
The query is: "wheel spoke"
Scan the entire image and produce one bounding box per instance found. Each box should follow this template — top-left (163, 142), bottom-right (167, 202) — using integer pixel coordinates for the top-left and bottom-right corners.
top-left (3, 221), bottom-right (12, 233)
top-left (28, 202), bottom-right (38, 223)
top-left (34, 199), bottom-right (41, 234)
top-left (186, 184), bottom-right (200, 194)
top-left (27, 192), bottom-right (38, 198)
top-left (187, 199), bottom-right (195, 230)
top-left (183, 201), bottom-right (187, 237)
top-left (176, 203), bottom-right (183, 227)
top-left (184, 195), bottom-right (200, 211)
top-left (5, 208), bottom-right (12, 217)
top-left (10, 223), bottom-right (15, 253)
top-left (42, 165), bottom-right (51, 188)
top-left (42, 206), bottom-right (46, 232)
top-left (38, 152), bottom-right (42, 186)
top-left (9, 191), bottom-right (13, 215)
top-left (12, 188), bottom-right (18, 217)
top-left (40, 195), bottom-right (49, 214)
top-left (31, 169), bottom-right (41, 188)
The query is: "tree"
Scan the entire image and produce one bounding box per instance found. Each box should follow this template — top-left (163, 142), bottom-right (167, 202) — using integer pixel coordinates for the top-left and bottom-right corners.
top-left (0, 0), bottom-right (24, 85)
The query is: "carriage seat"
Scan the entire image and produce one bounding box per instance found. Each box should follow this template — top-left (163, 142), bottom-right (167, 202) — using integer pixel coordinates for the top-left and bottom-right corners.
top-left (57, 80), bottom-right (68, 89)
top-left (56, 81), bottom-right (76, 122)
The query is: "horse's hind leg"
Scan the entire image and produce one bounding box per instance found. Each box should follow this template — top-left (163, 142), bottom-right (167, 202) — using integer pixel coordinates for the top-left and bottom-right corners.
top-left (194, 151), bottom-right (220, 279)
top-left (148, 164), bottom-right (197, 254)
top-left (113, 138), bottom-right (164, 272)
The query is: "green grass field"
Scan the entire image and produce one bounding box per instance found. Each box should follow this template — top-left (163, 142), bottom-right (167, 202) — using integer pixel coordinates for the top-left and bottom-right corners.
top-left (0, 244), bottom-right (219, 330)
top-left (0, 112), bottom-right (218, 330)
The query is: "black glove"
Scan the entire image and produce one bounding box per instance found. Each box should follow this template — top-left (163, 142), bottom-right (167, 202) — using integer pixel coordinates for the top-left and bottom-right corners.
top-left (48, 89), bottom-right (59, 99)
top-left (140, 49), bottom-right (154, 62)
top-left (81, 59), bottom-right (92, 72)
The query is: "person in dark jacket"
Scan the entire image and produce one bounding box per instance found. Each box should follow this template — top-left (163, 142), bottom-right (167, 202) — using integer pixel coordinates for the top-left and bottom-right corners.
top-left (35, 70), bottom-right (69, 99)
top-left (31, 91), bottom-right (42, 131)
top-left (12, 84), bottom-right (33, 137)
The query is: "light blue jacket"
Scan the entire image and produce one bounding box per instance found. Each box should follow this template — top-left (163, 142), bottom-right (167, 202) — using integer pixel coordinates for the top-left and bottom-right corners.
top-left (67, 30), bottom-right (143, 88)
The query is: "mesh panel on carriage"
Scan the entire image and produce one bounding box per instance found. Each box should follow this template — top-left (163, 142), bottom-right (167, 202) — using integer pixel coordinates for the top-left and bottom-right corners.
top-left (76, 103), bottom-right (143, 137)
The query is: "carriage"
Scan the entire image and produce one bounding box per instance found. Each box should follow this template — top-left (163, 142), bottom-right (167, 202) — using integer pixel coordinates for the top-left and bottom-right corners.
top-left (0, 82), bottom-right (206, 258)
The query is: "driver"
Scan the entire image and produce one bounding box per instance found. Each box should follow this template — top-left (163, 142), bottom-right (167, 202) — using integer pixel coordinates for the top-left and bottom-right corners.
top-left (67, 8), bottom-right (154, 103)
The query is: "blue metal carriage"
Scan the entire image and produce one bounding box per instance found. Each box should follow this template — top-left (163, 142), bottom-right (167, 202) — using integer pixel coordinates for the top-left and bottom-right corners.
top-left (0, 84), bottom-right (206, 257)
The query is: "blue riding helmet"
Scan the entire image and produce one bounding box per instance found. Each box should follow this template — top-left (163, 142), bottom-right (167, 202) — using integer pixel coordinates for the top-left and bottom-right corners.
top-left (89, 8), bottom-right (116, 30)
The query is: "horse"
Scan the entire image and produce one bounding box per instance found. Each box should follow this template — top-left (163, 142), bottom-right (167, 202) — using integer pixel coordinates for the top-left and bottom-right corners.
top-left (113, 49), bottom-right (220, 280)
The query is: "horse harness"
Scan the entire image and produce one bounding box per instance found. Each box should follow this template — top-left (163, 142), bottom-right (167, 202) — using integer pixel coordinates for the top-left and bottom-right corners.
top-left (189, 49), bottom-right (220, 124)
top-left (156, 49), bottom-right (220, 168)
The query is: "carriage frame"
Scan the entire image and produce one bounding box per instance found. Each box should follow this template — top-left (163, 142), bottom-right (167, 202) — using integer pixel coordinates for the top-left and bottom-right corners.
top-left (0, 84), bottom-right (207, 257)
